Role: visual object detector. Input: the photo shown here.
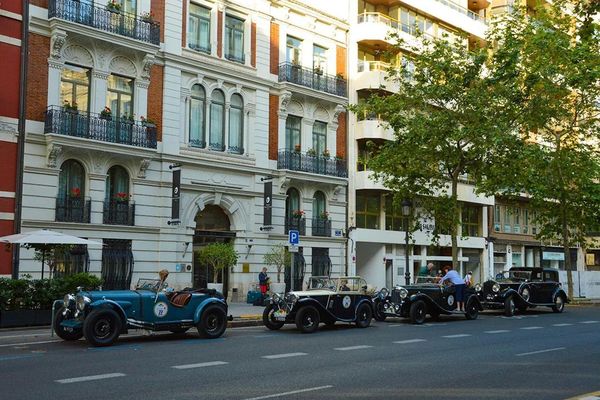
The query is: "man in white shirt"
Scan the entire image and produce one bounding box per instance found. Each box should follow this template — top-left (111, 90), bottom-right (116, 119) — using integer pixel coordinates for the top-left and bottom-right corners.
top-left (439, 265), bottom-right (466, 311)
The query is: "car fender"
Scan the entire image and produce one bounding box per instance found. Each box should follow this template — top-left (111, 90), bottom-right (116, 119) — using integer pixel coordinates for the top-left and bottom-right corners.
top-left (354, 298), bottom-right (374, 315)
top-left (552, 288), bottom-right (569, 303)
top-left (193, 298), bottom-right (227, 324)
top-left (465, 294), bottom-right (483, 311)
top-left (409, 293), bottom-right (445, 313)
top-left (89, 299), bottom-right (128, 326)
top-left (294, 298), bottom-right (334, 320)
top-left (500, 288), bottom-right (518, 301)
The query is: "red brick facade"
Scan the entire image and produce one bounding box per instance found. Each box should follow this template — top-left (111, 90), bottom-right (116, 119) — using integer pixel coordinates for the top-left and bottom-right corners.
top-left (29, 0), bottom-right (48, 8)
top-left (336, 112), bottom-right (347, 160)
top-left (151, 0), bottom-right (165, 43)
top-left (147, 65), bottom-right (164, 142)
top-left (336, 46), bottom-right (347, 78)
top-left (26, 33), bottom-right (50, 121)
top-left (268, 94), bottom-right (278, 160)
top-left (270, 22), bottom-right (279, 75)
top-left (217, 11), bottom-right (223, 58)
top-left (251, 22), bottom-right (256, 68)
top-left (0, 43), bottom-right (21, 118)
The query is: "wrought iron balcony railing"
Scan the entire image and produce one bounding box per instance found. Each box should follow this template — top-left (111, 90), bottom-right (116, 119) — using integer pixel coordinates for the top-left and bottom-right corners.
top-left (49, 0), bottom-right (160, 45)
top-left (45, 106), bottom-right (157, 149)
top-left (103, 200), bottom-right (135, 226)
top-left (278, 63), bottom-right (347, 97)
top-left (277, 150), bottom-right (348, 178)
top-left (55, 196), bottom-right (91, 223)
top-left (312, 218), bottom-right (332, 237)
top-left (285, 217), bottom-right (306, 235)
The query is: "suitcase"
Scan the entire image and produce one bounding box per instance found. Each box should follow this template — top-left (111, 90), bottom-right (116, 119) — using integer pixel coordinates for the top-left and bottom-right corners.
top-left (246, 290), bottom-right (263, 304)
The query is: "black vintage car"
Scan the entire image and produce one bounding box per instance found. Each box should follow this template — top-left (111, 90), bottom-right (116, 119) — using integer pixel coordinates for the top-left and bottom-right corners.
top-left (373, 278), bottom-right (482, 324)
top-left (476, 267), bottom-right (568, 316)
top-left (263, 276), bottom-right (374, 333)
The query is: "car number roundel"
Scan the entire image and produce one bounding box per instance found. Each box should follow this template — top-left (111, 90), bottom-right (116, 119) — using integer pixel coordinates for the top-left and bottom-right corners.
top-left (447, 295), bottom-right (455, 307)
top-left (342, 296), bottom-right (351, 309)
top-left (154, 301), bottom-right (169, 318)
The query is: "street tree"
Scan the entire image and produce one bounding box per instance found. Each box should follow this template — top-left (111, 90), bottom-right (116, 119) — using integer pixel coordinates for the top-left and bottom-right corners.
top-left (486, 0), bottom-right (600, 296)
top-left (195, 243), bottom-right (239, 284)
top-left (263, 243), bottom-right (291, 283)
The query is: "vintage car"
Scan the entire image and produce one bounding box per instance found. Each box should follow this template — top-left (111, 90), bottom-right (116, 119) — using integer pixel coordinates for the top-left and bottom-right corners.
top-left (262, 276), bottom-right (374, 333)
top-left (372, 277), bottom-right (482, 324)
top-left (53, 277), bottom-right (231, 346)
top-left (475, 267), bottom-right (568, 316)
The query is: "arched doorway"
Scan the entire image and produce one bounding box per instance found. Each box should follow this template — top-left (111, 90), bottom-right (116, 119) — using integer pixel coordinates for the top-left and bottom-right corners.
top-left (193, 205), bottom-right (235, 295)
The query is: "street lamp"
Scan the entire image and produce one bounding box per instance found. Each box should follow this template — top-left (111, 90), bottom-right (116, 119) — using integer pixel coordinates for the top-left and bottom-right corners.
top-left (401, 199), bottom-right (412, 285)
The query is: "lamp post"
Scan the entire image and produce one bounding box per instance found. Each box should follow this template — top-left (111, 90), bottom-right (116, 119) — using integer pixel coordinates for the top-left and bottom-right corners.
top-left (402, 199), bottom-right (412, 285)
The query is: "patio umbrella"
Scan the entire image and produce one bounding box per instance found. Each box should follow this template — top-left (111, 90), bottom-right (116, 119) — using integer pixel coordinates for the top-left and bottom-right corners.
top-left (0, 229), bottom-right (102, 279)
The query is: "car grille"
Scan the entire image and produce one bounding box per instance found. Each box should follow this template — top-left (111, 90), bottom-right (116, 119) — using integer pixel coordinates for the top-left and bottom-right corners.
top-left (483, 281), bottom-right (496, 293)
top-left (391, 289), bottom-right (402, 304)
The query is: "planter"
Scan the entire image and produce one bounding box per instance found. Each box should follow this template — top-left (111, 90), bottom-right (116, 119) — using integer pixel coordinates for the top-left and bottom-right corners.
top-left (270, 282), bottom-right (286, 294)
top-left (0, 309), bottom-right (53, 328)
top-left (207, 283), bottom-right (224, 294)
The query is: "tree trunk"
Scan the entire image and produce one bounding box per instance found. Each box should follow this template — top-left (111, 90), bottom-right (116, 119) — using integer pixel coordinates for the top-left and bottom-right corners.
top-left (562, 202), bottom-right (574, 298)
top-left (451, 178), bottom-right (459, 269)
top-left (213, 266), bottom-right (219, 284)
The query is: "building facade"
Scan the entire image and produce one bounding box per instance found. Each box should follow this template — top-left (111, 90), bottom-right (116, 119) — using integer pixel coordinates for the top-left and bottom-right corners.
top-left (18, 0), bottom-right (349, 297)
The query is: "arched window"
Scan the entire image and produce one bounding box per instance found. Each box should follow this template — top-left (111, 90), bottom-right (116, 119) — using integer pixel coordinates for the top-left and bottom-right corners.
top-left (190, 84), bottom-right (206, 148)
top-left (58, 160), bottom-right (85, 199)
top-left (105, 166), bottom-right (133, 225)
top-left (312, 191), bottom-right (326, 220)
top-left (285, 115), bottom-right (301, 151)
top-left (228, 93), bottom-right (243, 154)
top-left (106, 166), bottom-right (130, 201)
top-left (209, 89), bottom-right (225, 151)
top-left (286, 188), bottom-right (301, 218)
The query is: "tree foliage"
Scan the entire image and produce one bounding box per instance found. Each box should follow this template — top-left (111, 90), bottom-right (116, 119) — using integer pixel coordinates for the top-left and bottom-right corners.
top-left (195, 243), bottom-right (239, 284)
top-left (263, 244), bottom-right (291, 283)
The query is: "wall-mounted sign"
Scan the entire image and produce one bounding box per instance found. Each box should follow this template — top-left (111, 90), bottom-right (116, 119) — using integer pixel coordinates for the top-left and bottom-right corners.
top-left (543, 251), bottom-right (564, 261)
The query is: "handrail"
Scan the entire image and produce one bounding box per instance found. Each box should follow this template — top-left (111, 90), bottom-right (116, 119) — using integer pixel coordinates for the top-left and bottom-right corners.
top-left (432, 0), bottom-right (488, 24)
top-left (357, 60), bottom-right (391, 73)
top-left (357, 12), bottom-right (435, 40)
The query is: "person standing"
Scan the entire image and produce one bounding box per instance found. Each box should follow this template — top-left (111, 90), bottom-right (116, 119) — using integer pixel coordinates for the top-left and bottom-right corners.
top-left (439, 265), bottom-right (466, 311)
top-left (464, 271), bottom-right (473, 288)
top-left (258, 267), bottom-right (269, 295)
top-left (418, 262), bottom-right (436, 277)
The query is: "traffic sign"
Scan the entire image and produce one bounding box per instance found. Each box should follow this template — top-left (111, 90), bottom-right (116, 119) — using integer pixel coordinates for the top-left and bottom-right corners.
top-left (288, 245), bottom-right (299, 253)
top-left (289, 230), bottom-right (299, 245)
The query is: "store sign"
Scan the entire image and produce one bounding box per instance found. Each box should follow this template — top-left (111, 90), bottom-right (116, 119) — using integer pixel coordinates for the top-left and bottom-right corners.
top-left (263, 181), bottom-right (272, 227)
top-left (543, 251), bottom-right (564, 261)
top-left (419, 216), bottom-right (435, 232)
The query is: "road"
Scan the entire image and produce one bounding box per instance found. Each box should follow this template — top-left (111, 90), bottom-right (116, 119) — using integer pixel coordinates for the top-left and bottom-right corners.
top-left (1, 306), bottom-right (599, 400)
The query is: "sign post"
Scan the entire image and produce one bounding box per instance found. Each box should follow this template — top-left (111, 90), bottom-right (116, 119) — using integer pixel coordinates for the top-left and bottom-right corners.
top-left (289, 230), bottom-right (299, 291)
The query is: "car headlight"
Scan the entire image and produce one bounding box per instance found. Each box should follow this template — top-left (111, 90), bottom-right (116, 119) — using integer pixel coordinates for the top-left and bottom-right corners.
top-left (379, 288), bottom-right (389, 298)
top-left (63, 294), bottom-right (75, 308)
top-left (285, 293), bottom-right (298, 305)
top-left (399, 288), bottom-right (408, 299)
top-left (475, 284), bottom-right (482, 292)
top-left (76, 295), bottom-right (90, 311)
top-left (492, 283), bottom-right (500, 293)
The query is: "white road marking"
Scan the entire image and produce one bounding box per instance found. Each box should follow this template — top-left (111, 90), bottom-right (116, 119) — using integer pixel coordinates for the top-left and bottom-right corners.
top-left (262, 352), bottom-right (307, 359)
top-left (55, 373), bottom-right (126, 384)
top-left (580, 320), bottom-right (599, 324)
top-left (0, 340), bottom-right (61, 348)
top-left (388, 324), bottom-right (404, 327)
top-left (553, 323), bottom-right (573, 327)
top-left (442, 334), bottom-right (472, 338)
top-left (253, 335), bottom-right (276, 338)
top-left (393, 339), bottom-right (427, 344)
top-left (334, 345), bottom-right (373, 351)
top-left (172, 361), bottom-right (228, 369)
top-left (520, 326), bottom-right (543, 330)
top-left (485, 330), bottom-right (510, 334)
top-left (242, 385), bottom-right (333, 400)
top-left (0, 333), bottom-right (50, 340)
top-left (516, 347), bottom-right (565, 357)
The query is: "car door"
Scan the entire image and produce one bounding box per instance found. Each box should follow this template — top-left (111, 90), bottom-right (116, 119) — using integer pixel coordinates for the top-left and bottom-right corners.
top-left (331, 292), bottom-right (356, 320)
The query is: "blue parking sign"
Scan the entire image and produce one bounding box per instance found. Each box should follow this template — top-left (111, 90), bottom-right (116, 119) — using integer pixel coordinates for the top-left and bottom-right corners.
top-left (289, 230), bottom-right (300, 245)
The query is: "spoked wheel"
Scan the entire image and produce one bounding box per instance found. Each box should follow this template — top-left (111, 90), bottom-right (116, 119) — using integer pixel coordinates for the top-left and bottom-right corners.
top-left (373, 300), bottom-right (387, 322)
top-left (518, 287), bottom-right (530, 313)
top-left (295, 306), bottom-right (320, 333)
top-left (465, 297), bottom-right (479, 320)
top-left (197, 305), bottom-right (227, 339)
top-left (552, 295), bottom-right (565, 313)
top-left (263, 304), bottom-right (285, 330)
top-left (409, 300), bottom-right (427, 325)
top-left (355, 303), bottom-right (372, 328)
top-left (54, 308), bottom-right (83, 341)
top-left (83, 308), bottom-right (122, 347)
top-left (504, 297), bottom-right (515, 317)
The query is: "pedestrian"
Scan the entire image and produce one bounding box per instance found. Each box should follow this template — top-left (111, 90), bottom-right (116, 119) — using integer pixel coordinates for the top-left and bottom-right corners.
top-left (258, 267), bottom-right (269, 296)
top-left (418, 262), bottom-right (436, 277)
top-left (438, 265), bottom-right (466, 311)
top-left (464, 271), bottom-right (473, 288)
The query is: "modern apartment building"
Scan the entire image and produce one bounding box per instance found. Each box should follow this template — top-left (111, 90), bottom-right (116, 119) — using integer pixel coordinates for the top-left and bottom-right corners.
top-left (346, 0), bottom-right (494, 289)
top-left (17, 0), bottom-right (349, 297)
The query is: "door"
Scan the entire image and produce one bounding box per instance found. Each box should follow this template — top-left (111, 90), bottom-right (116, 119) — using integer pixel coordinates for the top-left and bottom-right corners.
top-left (332, 292), bottom-right (356, 320)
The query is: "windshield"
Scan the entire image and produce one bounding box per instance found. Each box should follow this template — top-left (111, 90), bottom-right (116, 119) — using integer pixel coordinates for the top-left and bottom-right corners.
top-left (413, 276), bottom-right (440, 285)
top-left (496, 270), bottom-right (532, 282)
top-left (135, 278), bottom-right (163, 292)
top-left (307, 277), bottom-right (337, 291)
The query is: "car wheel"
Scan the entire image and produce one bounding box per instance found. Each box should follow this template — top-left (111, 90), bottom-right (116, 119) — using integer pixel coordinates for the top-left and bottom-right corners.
top-left (53, 308), bottom-right (83, 341)
top-left (263, 304), bottom-right (285, 330)
top-left (520, 287), bottom-right (531, 302)
top-left (197, 305), bottom-right (227, 339)
top-left (355, 303), bottom-right (372, 328)
top-left (552, 295), bottom-right (565, 313)
top-left (295, 306), bottom-right (320, 333)
top-left (373, 300), bottom-right (387, 322)
top-left (504, 297), bottom-right (515, 317)
top-left (83, 308), bottom-right (122, 347)
top-left (465, 298), bottom-right (479, 320)
top-left (409, 300), bottom-right (427, 325)
top-left (169, 328), bottom-right (190, 334)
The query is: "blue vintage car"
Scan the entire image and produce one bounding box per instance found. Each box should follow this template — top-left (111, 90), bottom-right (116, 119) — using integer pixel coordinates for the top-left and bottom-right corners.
top-left (53, 278), bottom-right (230, 346)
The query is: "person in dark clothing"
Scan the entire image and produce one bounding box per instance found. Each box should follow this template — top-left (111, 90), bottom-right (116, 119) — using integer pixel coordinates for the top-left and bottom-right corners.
top-left (259, 267), bottom-right (269, 295)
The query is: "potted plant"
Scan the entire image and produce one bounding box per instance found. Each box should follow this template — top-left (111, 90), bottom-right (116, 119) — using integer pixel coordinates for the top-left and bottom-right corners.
top-left (140, 10), bottom-right (154, 23)
top-left (100, 106), bottom-right (112, 120)
top-left (314, 66), bottom-right (323, 75)
top-left (320, 210), bottom-right (329, 220)
top-left (62, 100), bottom-right (78, 113)
top-left (69, 187), bottom-right (81, 198)
top-left (292, 209), bottom-right (305, 219)
top-left (140, 116), bottom-right (156, 127)
top-left (322, 149), bottom-right (330, 158)
top-left (306, 148), bottom-right (317, 157)
top-left (263, 244), bottom-right (291, 293)
top-left (121, 113), bottom-right (135, 123)
top-left (106, 0), bottom-right (121, 12)
top-left (114, 192), bottom-right (130, 203)
top-left (195, 243), bottom-right (239, 294)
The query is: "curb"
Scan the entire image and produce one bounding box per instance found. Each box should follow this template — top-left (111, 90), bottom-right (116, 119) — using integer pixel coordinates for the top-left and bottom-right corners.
top-left (229, 319), bottom-right (263, 328)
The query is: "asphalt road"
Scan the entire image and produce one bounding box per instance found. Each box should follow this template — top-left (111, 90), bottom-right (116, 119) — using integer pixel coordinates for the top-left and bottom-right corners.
top-left (1, 306), bottom-right (599, 400)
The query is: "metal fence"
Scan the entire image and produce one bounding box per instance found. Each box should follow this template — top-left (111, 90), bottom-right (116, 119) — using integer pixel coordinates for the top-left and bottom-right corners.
top-left (277, 150), bottom-right (348, 178)
top-left (278, 63), bottom-right (347, 97)
top-left (103, 200), bottom-right (135, 226)
top-left (55, 197), bottom-right (91, 223)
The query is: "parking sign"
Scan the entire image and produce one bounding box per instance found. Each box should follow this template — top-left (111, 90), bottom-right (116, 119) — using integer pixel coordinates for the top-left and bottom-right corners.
top-left (289, 230), bottom-right (299, 245)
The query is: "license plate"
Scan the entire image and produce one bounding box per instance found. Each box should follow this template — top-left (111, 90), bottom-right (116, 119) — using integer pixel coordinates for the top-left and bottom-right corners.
top-left (273, 311), bottom-right (287, 321)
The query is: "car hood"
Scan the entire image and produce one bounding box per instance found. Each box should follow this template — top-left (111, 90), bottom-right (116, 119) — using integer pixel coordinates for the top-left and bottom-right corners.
top-left (79, 290), bottom-right (147, 302)
top-left (290, 290), bottom-right (335, 297)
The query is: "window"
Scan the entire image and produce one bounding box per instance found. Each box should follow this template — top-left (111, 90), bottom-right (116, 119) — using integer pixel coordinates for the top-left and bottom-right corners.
top-left (513, 207), bottom-right (521, 233)
top-left (228, 93), bottom-right (243, 154)
top-left (56, 160), bottom-right (88, 223)
top-left (523, 209), bottom-right (529, 234)
top-left (106, 165), bottom-right (130, 200)
top-left (312, 248), bottom-right (331, 277)
top-left (188, 3), bottom-right (211, 53)
top-left (461, 205), bottom-right (480, 237)
top-left (313, 191), bottom-right (326, 219)
top-left (53, 245), bottom-right (89, 278)
top-left (105, 166), bottom-right (133, 225)
top-left (286, 188), bottom-right (301, 218)
top-left (102, 239), bottom-right (133, 290)
top-left (503, 206), bottom-right (512, 233)
top-left (312, 121), bottom-right (327, 156)
top-left (356, 192), bottom-right (380, 229)
top-left (494, 205), bottom-right (501, 232)
top-left (60, 64), bottom-right (90, 112)
top-left (286, 115), bottom-right (301, 151)
top-left (385, 196), bottom-right (406, 231)
top-left (107, 74), bottom-right (133, 120)
top-left (225, 15), bottom-right (244, 63)
top-left (286, 36), bottom-right (302, 65)
top-left (209, 90), bottom-right (225, 151)
top-left (190, 84), bottom-right (206, 148)
top-left (313, 45), bottom-right (327, 73)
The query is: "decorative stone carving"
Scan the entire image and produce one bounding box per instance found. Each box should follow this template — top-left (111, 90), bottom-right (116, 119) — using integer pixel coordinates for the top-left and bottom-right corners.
top-left (214, 192), bottom-right (223, 206)
top-left (50, 32), bottom-right (67, 60)
top-left (279, 177), bottom-right (291, 194)
top-left (92, 70), bottom-right (110, 80)
top-left (46, 144), bottom-right (63, 168)
top-left (141, 55), bottom-right (155, 80)
top-left (63, 45), bottom-right (94, 67)
top-left (196, 74), bottom-right (204, 85)
top-left (332, 185), bottom-right (343, 201)
top-left (135, 80), bottom-right (150, 89)
top-left (333, 104), bottom-right (346, 121)
top-left (180, 88), bottom-right (192, 102)
top-left (279, 91), bottom-right (292, 113)
top-left (137, 159), bottom-right (151, 178)
top-left (109, 56), bottom-right (137, 77)
top-left (217, 79), bottom-right (224, 88)
top-left (287, 100), bottom-right (304, 117)
top-left (314, 107), bottom-right (329, 122)
top-left (48, 59), bottom-right (65, 70)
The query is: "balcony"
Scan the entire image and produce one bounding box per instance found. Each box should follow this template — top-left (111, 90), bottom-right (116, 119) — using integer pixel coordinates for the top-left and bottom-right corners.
top-left (103, 200), bottom-right (135, 226)
top-left (277, 150), bottom-right (348, 178)
top-left (48, 0), bottom-right (160, 45)
top-left (55, 197), bottom-right (91, 223)
top-left (356, 119), bottom-right (395, 141)
top-left (312, 218), bottom-right (332, 237)
top-left (278, 63), bottom-right (347, 97)
top-left (356, 60), bottom-right (399, 92)
top-left (45, 106), bottom-right (157, 149)
top-left (285, 217), bottom-right (306, 236)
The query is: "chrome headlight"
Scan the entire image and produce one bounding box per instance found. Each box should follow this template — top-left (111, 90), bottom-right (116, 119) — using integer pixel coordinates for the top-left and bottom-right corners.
top-left (63, 294), bottom-right (75, 308)
top-left (285, 293), bottom-right (298, 305)
top-left (492, 283), bottom-right (500, 293)
top-left (475, 284), bottom-right (482, 292)
top-left (399, 288), bottom-right (408, 299)
top-left (379, 288), bottom-right (389, 298)
top-left (76, 295), bottom-right (90, 311)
